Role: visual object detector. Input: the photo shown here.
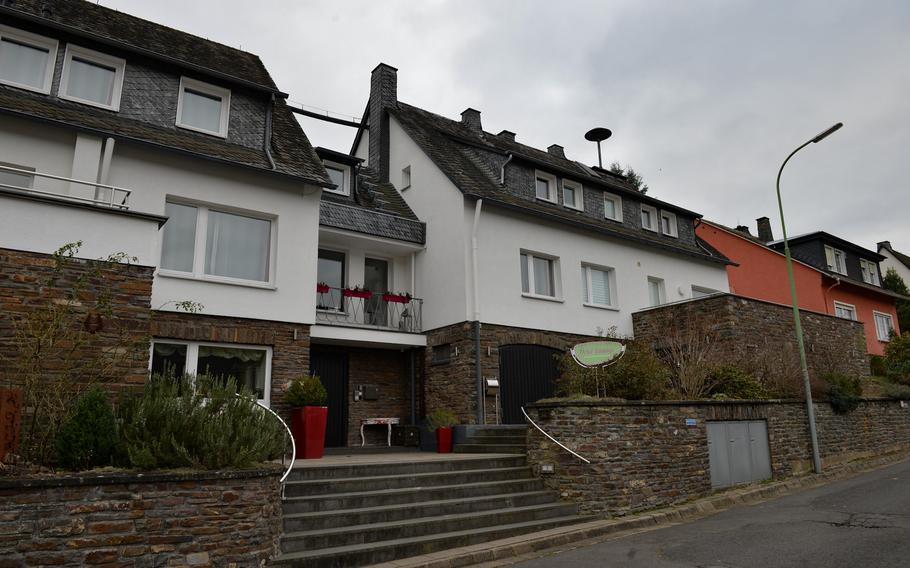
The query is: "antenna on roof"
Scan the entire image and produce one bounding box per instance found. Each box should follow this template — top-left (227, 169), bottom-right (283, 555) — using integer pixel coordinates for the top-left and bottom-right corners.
top-left (584, 127), bottom-right (612, 168)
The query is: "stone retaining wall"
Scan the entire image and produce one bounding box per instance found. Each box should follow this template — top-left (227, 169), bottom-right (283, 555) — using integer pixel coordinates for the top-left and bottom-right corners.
top-left (526, 398), bottom-right (910, 516)
top-left (0, 467), bottom-right (283, 567)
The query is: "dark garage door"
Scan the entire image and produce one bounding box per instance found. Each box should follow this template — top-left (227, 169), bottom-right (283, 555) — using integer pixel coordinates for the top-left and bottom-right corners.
top-left (499, 344), bottom-right (562, 424)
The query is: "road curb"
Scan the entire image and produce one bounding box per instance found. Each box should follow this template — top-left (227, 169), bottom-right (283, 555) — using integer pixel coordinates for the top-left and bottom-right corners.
top-left (369, 451), bottom-right (910, 568)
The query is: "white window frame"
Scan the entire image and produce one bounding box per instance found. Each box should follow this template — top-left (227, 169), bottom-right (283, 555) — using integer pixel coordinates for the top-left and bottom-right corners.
top-left (0, 161), bottom-right (35, 189)
top-left (647, 276), bottom-right (665, 307)
top-left (58, 44), bottom-right (126, 111)
top-left (520, 250), bottom-right (562, 301)
top-left (581, 263), bottom-right (618, 310)
top-left (860, 259), bottom-right (880, 286)
top-left (316, 246), bottom-right (348, 313)
top-left (562, 179), bottom-right (584, 211)
top-left (873, 311), bottom-right (895, 341)
top-left (825, 245), bottom-right (847, 275)
top-left (0, 25), bottom-right (58, 94)
top-left (158, 198), bottom-right (277, 289)
top-left (322, 160), bottom-right (350, 196)
top-left (534, 170), bottom-right (557, 203)
top-left (176, 76), bottom-right (231, 137)
top-left (603, 192), bottom-right (623, 222)
top-left (641, 204), bottom-right (658, 232)
top-left (833, 300), bottom-right (857, 321)
top-left (401, 165), bottom-right (411, 190)
top-left (660, 210), bottom-right (678, 238)
top-left (149, 339), bottom-right (273, 407)
top-left (691, 285), bottom-right (720, 298)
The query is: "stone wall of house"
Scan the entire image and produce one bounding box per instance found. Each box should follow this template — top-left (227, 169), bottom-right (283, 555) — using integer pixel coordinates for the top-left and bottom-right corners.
top-left (0, 468), bottom-right (282, 566)
top-left (150, 312), bottom-right (310, 421)
top-left (526, 398), bottom-right (910, 516)
top-left (424, 322), bottom-right (600, 424)
top-left (632, 293), bottom-right (869, 380)
top-left (0, 247), bottom-right (154, 394)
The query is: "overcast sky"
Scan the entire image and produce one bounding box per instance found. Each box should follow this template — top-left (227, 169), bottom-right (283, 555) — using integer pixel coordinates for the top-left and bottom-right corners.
top-left (106, 0), bottom-right (910, 252)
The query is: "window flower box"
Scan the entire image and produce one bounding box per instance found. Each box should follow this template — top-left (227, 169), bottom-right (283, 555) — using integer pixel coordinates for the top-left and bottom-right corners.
top-left (316, 283), bottom-right (330, 294)
top-left (382, 292), bottom-right (412, 304)
top-left (343, 287), bottom-right (373, 300)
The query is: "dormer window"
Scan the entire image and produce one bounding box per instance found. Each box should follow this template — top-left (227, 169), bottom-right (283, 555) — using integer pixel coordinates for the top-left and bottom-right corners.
top-left (860, 259), bottom-right (880, 285)
top-left (176, 77), bottom-right (231, 137)
top-left (0, 25), bottom-right (57, 94)
top-left (323, 160), bottom-right (349, 196)
top-left (640, 204), bottom-right (658, 232)
top-left (603, 193), bottom-right (623, 222)
top-left (562, 180), bottom-right (583, 211)
top-left (660, 211), bottom-right (678, 238)
top-left (535, 170), bottom-right (557, 202)
top-left (824, 245), bottom-right (847, 275)
top-left (59, 45), bottom-right (125, 111)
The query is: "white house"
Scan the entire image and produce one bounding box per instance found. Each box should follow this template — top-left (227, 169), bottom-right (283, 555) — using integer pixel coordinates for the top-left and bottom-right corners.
top-left (878, 241), bottom-right (910, 287)
top-left (351, 64), bottom-right (731, 424)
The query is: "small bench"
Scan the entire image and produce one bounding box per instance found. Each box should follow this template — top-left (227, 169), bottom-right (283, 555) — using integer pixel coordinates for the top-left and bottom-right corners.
top-left (360, 417), bottom-right (401, 447)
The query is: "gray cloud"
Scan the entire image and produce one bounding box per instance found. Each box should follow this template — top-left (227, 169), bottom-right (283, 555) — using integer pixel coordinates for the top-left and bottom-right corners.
top-left (107, 0), bottom-right (910, 251)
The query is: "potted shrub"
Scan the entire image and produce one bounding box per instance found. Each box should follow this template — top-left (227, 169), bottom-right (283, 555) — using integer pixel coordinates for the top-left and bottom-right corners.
top-left (426, 408), bottom-right (458, 453)
top-left (286, 375), bottom-right (328, 459)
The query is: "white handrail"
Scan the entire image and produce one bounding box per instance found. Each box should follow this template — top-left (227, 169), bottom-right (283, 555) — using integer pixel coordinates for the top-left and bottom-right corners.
top-left (521, 406), bottom-right (591, 464)
top-left (0, 164), bottom-right (131, 208)
top-left (235, 395), bottom-right (296, 494)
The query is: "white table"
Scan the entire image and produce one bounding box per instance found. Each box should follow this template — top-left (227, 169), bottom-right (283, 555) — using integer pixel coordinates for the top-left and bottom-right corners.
top-left (360, 417), bottom-right (401, 447)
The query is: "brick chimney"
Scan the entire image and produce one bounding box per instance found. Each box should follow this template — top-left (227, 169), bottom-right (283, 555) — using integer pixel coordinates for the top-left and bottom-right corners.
top-left (756, 216), bottom-right (774, 242)
top-left (460, 108), bottom-right (482, 132)
top-left (497, 130), bottom-right (515, 142)
top-left (368, 63), bottom-right (398, 182)
top-left (878, 241), bottom-right (892, 252)
top-left (735, 225), bottom-right (751, 235)
top-left (547, 144), bottom-right (566, 159)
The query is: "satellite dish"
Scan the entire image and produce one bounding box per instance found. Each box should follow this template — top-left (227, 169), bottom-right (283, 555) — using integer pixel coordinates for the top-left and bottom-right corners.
top-left (584, 127), bottom-right (612, 142)
top-left (584, 127), bottom-right (612, 167)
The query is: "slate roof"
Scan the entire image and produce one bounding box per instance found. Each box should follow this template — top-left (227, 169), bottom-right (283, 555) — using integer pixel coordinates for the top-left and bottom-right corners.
top-left (766, 232), bottom-right (885, 261)
top-left (0, 1), bottom-right (331, 187)
top-left (318, 162), bottom-right (425, 245)
top-left (1, 0), bottom-right (280, 93)
top-left (389, 102), bottom-right (726, 264)
top-left (879, 242), bottom-right (910, 271)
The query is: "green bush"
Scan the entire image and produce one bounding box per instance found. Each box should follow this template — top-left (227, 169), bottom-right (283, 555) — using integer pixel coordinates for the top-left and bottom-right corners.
top-left (884, 333), bottom-right (910, 385)
top-left (54, 387), bottom-right (118, 471)
top-left (117, 373), bottom-right (286, 470)
top-left (870, 355), bottom-right (886, 377)
top-left (285, 375), bottom-right (328, 407)
top-left (824, 373), bottom-right (862, 414)
top-left (708, 366), bottom-right (767, 400)
top-left (426, 408), bottom-right (458, 431)
top-left (881, 381), bottom-right (910, 400)
top-left (555, 342), bottom-right (669, 400)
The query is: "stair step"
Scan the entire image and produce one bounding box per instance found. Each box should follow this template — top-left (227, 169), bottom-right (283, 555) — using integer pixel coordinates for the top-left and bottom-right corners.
top-left (283, 491), bottom-right (558, 532)
top-left (271, 515), bottom-right (590, 567)
top-left (286, 455), bottom-right (525, 481)
top-left (453, 444), bottom-right (527, 454)
top-left (282, 478), bottom-right (547, 514)
top-left (280, 503), bottom-right (580, 553)
top-left (463, 435), bottom-right (527, 445)
top-left (284, 466), bottom-right (531, 497)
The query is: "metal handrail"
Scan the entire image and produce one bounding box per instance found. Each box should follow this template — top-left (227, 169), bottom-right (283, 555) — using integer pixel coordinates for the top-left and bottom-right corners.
top-left (0, 164), bottom-right (132, 209)
top-left (236, 395), bottom-right (296, 495)
top-left (521, 406), bottom-right (591, 464)
top-left (315, 285), bottom-right (423, 333)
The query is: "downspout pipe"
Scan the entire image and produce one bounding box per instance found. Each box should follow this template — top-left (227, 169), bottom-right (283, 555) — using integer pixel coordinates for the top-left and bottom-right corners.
top-left (500, 153), bottom-right (513, 185)
top-left (472, 199), bottom-right (484, 424)
top-left (264, 94), bottom-right (277, 170)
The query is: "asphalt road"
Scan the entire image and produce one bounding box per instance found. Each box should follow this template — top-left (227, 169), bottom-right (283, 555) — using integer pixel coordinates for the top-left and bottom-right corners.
top-left (516, 459), bottom-right (910, 568)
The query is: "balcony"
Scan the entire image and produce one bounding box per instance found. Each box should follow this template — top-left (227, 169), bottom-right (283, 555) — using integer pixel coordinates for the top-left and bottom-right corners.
top-left (0, 164), bottom-right (132, 209)
top-left (315, 286), bottom-right (423, 333)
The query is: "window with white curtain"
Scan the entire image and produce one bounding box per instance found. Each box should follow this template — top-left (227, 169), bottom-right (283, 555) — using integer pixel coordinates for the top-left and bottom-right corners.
top-left (874, 312), bottom-right (895, 341)
top-left (582, 264), bottom-right (615, 308)
top-left (825, 245), bottom-right (848, 275)
top-left (603, 193), bottom-right (622, 222)
top-left (159, 200), bottom-right (274, 284)
top-left (520, 251), bottom-right (559, 298)
top-left (323, 161), bottom-right (349, 195)
top-left (177, 77), bottom-right (231, 137)
top-left (641, 204), bottom-right (658, 232)
top-left (150, 340), bottom-right (271, 404)
top-left (59, 45), bottom-right (125, 111)
top-left (562, 180), bottom-right (583, 210)
top-left (648, 276), bottom-right (665, 307)
top-left (860, 259), bottom-right (880, 285)
top-left (0, 25), bottom-right (58, 94)
top-left (834, 301), bottom-right (857, 321)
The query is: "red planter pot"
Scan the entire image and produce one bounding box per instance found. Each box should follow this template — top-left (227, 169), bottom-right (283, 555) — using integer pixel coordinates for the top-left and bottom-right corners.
top-left (382, 293), bottom-right (411, 304)
top-left (343, 289), bottom-right (373, 299)
top-left (290, 406), bottom-right (328, 459)
top-left (435, 427), bottom-right (453, 454)
top-left (316, 284), bottom-right (330, 294)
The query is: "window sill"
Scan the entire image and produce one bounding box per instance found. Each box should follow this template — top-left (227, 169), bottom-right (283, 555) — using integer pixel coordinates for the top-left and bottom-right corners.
top-left (0, 78), bottom-right (51, 95)
top-left (59, 93), bottom-right (119, 112)
top-left (662, 233), bottom-right (679, 239)
top-left (521, 293), bottom-right (564, 303)
top-left (535, 197), bottom-right (558, 205)
top-left (642, 226), bottom-right (659, 233)
top-left (157, 270), bottom-right (276, 290)
top-left (323, 188), bottom-right (350, 197)
top-left (604, 216), bottom-right (623, 223)
top-left (316, 308), bottom-right (347, 314)
top-left (175, 121), bottom-right (228, 139)
top-left (563, 204), bottom-right (584, 212)
top-left (583, 302), bottom-right (620, 312)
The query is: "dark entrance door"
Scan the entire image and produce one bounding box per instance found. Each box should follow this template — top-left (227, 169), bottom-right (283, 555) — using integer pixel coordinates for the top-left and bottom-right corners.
top-left (498, 344), bottom-right (562, 424)
top-left (310, 350), bottom-right (349, 447)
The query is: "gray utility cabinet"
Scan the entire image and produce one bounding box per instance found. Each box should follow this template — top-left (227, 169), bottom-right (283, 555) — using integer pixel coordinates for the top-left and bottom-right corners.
top-left (707, 420), bottom-right (772, 488)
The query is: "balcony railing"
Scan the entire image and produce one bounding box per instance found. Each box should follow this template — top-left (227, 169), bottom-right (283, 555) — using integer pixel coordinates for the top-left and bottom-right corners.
top-left (0, 164), bottom-right (132, 209)
top-left (315, 286), bottom-right (423, 333)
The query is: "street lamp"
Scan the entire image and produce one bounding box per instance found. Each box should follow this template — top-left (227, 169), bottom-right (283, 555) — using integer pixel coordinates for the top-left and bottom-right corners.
top-left (776, 122), bottom-right (843, 475)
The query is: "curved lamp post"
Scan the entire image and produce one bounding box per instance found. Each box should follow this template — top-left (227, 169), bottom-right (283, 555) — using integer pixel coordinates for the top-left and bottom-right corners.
top-left (776, 122), bottom-right (843, 475)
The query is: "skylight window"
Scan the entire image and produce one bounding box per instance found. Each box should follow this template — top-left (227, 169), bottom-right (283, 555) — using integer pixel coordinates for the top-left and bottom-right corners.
top-left (176, 77), bottom-right (231, 137)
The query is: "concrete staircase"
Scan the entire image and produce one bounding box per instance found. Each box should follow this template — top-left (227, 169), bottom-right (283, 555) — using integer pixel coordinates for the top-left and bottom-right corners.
top-left (270, 454), bottom-right (588, 567)
top-left (454, 425), bottom-right (528, 454)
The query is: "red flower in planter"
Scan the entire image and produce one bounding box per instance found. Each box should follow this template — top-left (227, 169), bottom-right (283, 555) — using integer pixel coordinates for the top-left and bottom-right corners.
top-left (343, 287), bottom-right (373, 299)
top-left (382, 292), bottom-right (412, 304)
top-left (316, 283), bottom-right (330, 294)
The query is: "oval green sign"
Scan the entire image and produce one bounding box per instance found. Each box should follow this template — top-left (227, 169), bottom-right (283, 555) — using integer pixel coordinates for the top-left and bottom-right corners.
top-left (571, 341), bottom-right (626, 368)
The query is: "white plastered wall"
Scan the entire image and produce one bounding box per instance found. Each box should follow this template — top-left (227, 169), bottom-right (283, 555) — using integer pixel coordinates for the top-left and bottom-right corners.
top-left (879, 248), bottom-right (910, 286)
